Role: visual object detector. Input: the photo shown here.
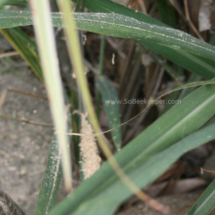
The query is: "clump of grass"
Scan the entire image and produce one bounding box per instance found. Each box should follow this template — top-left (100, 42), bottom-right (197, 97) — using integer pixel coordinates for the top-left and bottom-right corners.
top-left (2, 0), bottom-right (215, 214)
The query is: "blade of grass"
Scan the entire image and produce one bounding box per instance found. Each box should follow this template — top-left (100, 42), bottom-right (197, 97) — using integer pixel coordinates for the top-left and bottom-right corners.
top-left (99, 35), bottom-right (105, 76)
top-left (34, 136), bottom-right (62, 215)
top-left (75, 0), bottom-right (86, 12)
top-left (96, 34), bottom-right (105, 117)
top-left (177, 36), bottom-right (215, 101)
top-left (96, 76), bottom-right (122, 151)
top-left (177, 33), bottom-right (215, 100)
top-left (0, 28), bottom-right (43, 81)
top-left (73, 0), bottom-right (87, 181)
top-left (29, 0), bottom-right (72, 192)
top-left (156, 0), bottom-right (177, 28)
top-left (9, 27), bottom-right (37, 52)
top-left (186, 179), bottom-right (215, 215)
top-left (1, 11), bottom-right (215, 66)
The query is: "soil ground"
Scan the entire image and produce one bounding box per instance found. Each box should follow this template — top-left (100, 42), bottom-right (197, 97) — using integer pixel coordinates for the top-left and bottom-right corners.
top-left (0, 68), bottom-right (53, 214)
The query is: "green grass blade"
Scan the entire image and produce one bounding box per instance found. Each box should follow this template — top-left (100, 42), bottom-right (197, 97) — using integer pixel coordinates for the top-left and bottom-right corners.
top-left (34, 136), bottom-right (62, 215)
top-left (144, 41), bottom-right (215, 79)
top-left (1, 11), bottom-right (215, 79)
top-left (186, 179), bottom-right (215, 215)
top-left (136, 117), bottom-right (215, 190)
top-left (48, 78), bottom-right (215, 215)
top-left (29, 0), bottom-right (72, 192)
top-left (68, 13), bottom-right (215, 61)
top-left (0, 28), bottom-right (43, 81)
top-left (156, 0), bottom-right (177, 28)
top-left (97, 76), bottom-right (122, 151)
top-left (9, 27), bottom-right (38, 52)
top-left (75, 0), bottom-right (86, 12)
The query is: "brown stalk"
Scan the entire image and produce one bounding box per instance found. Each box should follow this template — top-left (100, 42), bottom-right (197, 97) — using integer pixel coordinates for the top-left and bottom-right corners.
top-left (184, 0), bottom-right (204, 41)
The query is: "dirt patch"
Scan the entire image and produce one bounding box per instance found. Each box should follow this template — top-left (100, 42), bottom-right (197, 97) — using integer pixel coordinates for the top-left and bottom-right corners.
top-left (0, 68), bottom-right (53, 214)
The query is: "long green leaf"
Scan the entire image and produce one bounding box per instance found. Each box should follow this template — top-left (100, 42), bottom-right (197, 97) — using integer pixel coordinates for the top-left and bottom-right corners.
top-left (76, 0), bottom-right (215, 79)
top-left (9, 27), bottom-right (38, 52)
top-left (47, 79), bottom-right (215, 215)
top-left (0, 27), bottom-right (43, 81)
top-left (156, 0), bottom-right (177, 28)
top-left (187, 179), bottom-right (215, 215)
top-left (34, 136), bottom-right (62, 215)
top-left (97, 76), bottom-right (122, 151)
top-left (1, 11), bottom-right (215, 69)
